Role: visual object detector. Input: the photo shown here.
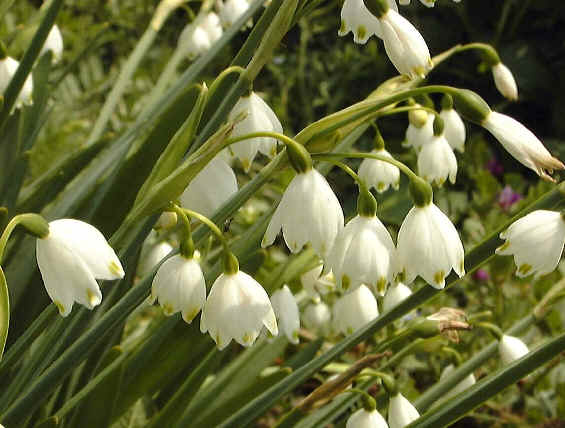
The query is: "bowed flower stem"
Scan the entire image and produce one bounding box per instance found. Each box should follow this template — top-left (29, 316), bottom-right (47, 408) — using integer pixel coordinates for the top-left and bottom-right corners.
top-left (167, 204), bottom-right (195, 259)
top-left (0, 214), bottom-right (50, 263)
top-left (207, 66), bottom-right (247, 100)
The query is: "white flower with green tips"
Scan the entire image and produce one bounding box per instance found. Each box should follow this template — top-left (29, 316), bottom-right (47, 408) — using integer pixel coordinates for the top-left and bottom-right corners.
top-left (151, 254), bottom-right (206, 323)
top-left (227, 91), bottom-right (283, 172)
top-left (332, 285), bottom-right (379, 335)
top-left (496, 210), bottom-right (565, 278)
top-left (417, 134), bottom-right (458, 186)
top-left (300, 264), bottom-right (335, 302)
top-left (358, 149), bottom-right (400, 193)
top-left (339, 0), bottom-right (397, 43)
top-left (36, 219), bottom-right (125, 317)
top-left (271, 285), bottom-right (300, 344)
top-left (200, 270), bottom-right (277, 350)
top-left (396, 202), bottom-right (464, 288)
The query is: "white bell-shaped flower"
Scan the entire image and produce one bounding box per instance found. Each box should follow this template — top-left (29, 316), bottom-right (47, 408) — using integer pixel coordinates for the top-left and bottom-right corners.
top-left (498, 334), bottom-right (529, 365)
top-left (200, 270), bottom-right (277, 349)
top-left (180, 155), bottom-right (238, 218)
top-left (332, 285), bottom-right (379, 335)
top-left (302, 301), bottom-right (331, 336)
top-left (496, 210), bottom-right (565, 278)
top-left (326, 215), bottom-right (395, 294)
top-left (388, 393), bottom-right (420, 428)
top-left (346, 408), bottom-right (388, 428)
top-left (178, 23), bottom-right (212, 59)
top-left (382, 282), bottom-right (412, 312)
top-left (404, 113), bottom-right (434, 150)
top-left (378, 8), bottom-right (432, 79)
top-left (396, 202), bottom-right (465, 288)
top-left (200, 12), bottom-right (223, 44)
top-left (358, 149), bottom-right (400, 193)
top-left (227, 91), bottom-right (283, 172)
top-left (218, 0), bottom-right (250, 27)
top-left (262, 168), bottom-right (344, 259)
top-left (40, 24), bottom-right (64, 63)
top-left (339, 0), bottom-right (397, 43)
top-left (0, 56), bottom-right (33, 108)
top-left (137, 233), bottom-right (174, 278)
top-left (300, 264), bottom-right (335, 302)
top-left (483, 112), bottom-right (564, 181)
top-left (492, 62), bottom-right (518, 101)
top-left (151, 254), bottom-right (206, 323)
top-left (439, 364), bottom-right (476, 400)
top-left (36, 219), bottom-right (125, 317)
top-left (440, 108), bottom-right (466, 153)
top-left (417, 134), bottom-right (458, 186)
top-left (271, 285), bottom-right (300, 344)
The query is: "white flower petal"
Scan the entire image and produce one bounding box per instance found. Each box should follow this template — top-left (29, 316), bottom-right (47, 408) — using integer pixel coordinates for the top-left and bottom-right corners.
top-left (440, 108), bottom-right (466, 153)
top-left (332, 285), bottom-right (379, 335)
top-left (271, 285), bottom-right (300, 344)
top-left (388, 393), bottom-right (420, 428)
top-left (358, 149), bottom-right (400, 193)
top-left (498, 335), bottom-right (529, 365)
top-left (418, 135), bottom-right (458, 186)
top-left (346, 408), bottom-right (388, 428)
top-left (492, 62), bottom-right (518, 101)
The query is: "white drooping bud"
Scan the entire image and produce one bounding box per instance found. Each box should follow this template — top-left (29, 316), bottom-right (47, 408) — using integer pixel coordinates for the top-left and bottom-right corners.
top-left (326, 215), bottom-right (395, 294)
top-left (332, 285), bottom-right (379, 335)
top-left (271, 285), bottom-right (300, 344)
top-left (396, 202), bottom-right (465, 289)
top-left (0, 56), bottom-right (34, 108)
top-left (227, 91), bottom-right (283, 172)
top-left (180, 155), bottom-right (238, 218)
top-left (302, 301), bottom-right (331, 336)
top-left (377, 8), bottom-right (432, 79)
top-left (482, 112), bottom-right (564, 181)
top-left (263, 168), bottom-right (344, 260)
top-left (40, 24), bottom-right (64, 63)
top-left (438, 364), bottom-right (476, 400)
top-left (346, 407), bottom-right (389, 428)
top-left (382, 282), bottom-right (412, 312)
top-left (388, 393), bottom-right (420, 428)
top-left (218, 0), bottom-right (250, 28)
top-left (491, 62), bottom-right (518, 101)
top-left (496, 210), bottom-right (565, 278)
top-left (36, 219), bottom-right (125, 316)
top-left (417, 134), bottom-right (458, 186)
top-left (440, 108), bottom-right (466, 153)
top-left (151, 254), bottom-right (206, 323)
top-left (358, 149), bottom-right (400, 193)
top-left (498, 334), bottom-right (529, 365)
top-left (200, 269), bottom-right (278, 350)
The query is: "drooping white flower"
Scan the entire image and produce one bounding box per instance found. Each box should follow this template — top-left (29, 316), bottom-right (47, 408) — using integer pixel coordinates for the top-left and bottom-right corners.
top-left (200, 270), bottom-right (277, 350)
top-left (137, 233), bottom-right (174, 278)
top-left (396, 202), bottom-right (465, 288)
top-left (492, 62), bottom-right (518, 101)
top-left (36, 219), bottom-right (125, 317)
top-left (404, 112), bottom-right (434, 150)
top-left (417, 134), bottom-right (458, 186)
top-left (326, 215), bottom-right (395, 294)
top-left (439, 364), bottom-right (476, 400)
top-left (302, 301), bottom-right (331, 336)
top-left (151, 254), bottom-right (206, 323)
top-left (358, 149), bottom-right (400, 193)
top-left (388, 393), bottom-right (420, 428)
top-left (0, 56), bottom-right (33, 108)
top-left (271, 285), bottom-right (300, 344)
top-left (496, 210), bottom-right (565, 278)
top-left (482, 112), bottom-right (564, 181)
top-left (218, 0), bottom-right (250, 27)
top-left (178, 23), bottom-right (212, 59)
top-left (498, 334), bottom-right (529, 365)
top-left (180, 155), bottom-right (238, 218)
top-left (346, 408), bottom-right (389, 428)
top-left (200, 12), bottom-right (223, 44)
top-left (40, 24), bottom-right (64, 63)
top-left (378, 8), bottom-right (432, 79)
top-left (300, 264), bottom-right (335, 302)
top-left (382, 282), bottom-right (412, 312)
top-left (227, 91), bottom-right (283, 172)
top-left (332, 285), bottom-right (379, 335)
top-left (440, 108), bottom-right (466, 153)
top-left (338, 0), bottom-right (397, 43)
top-left (262, 168), bottom-right (344, 259)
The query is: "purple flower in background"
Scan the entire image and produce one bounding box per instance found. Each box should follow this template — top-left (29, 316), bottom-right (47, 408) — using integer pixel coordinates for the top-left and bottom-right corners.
top-left (487, 158), bottom-right (504, 177)
top-left (473, 269), bottom-right (490, 282)
top-left (498, 185), bottom-right (522, 211)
